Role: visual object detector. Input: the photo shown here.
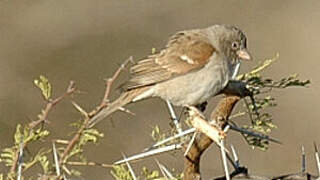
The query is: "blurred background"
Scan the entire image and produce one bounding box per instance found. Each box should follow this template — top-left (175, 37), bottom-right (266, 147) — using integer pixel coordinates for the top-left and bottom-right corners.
top-left (0, 0), bottom-right (319, 179)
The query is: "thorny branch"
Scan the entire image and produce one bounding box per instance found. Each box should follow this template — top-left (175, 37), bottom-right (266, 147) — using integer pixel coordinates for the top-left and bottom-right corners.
top-left (59, 57), bottom-right (133, 167)
top-left (9, 81), bottom-right (76, 175)
top-left (183, 81), bottom-right (251, 180)
top-left (28, 81), bottom-right (76, 129)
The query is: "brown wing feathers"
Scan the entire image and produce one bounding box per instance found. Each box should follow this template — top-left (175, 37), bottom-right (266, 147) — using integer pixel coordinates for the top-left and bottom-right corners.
top-left (124, 30), bottom-right (215, 90)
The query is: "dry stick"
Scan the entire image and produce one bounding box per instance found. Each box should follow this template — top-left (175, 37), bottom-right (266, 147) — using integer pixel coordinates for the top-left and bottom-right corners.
top-left (183, 95), bottom-right (241, 180)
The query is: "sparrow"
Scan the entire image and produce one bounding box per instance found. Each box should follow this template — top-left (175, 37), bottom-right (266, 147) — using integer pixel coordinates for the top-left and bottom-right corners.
top-left (88, 24), bottom-right (251, 128)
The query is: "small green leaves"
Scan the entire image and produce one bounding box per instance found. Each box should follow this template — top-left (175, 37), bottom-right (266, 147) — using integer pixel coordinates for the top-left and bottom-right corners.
top-left (111, 165), bottom-right (134, 180)
top-left (141, 166), bottom-right (159, 180)
top-left (34, 75), bottom-right (52, 100)
top-left (151, 125), bottom-right (166, 143)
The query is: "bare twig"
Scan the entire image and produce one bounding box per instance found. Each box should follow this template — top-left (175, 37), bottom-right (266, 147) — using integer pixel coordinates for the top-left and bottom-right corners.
top-left (99, 56), bottom-right (133, 109)
top-left (29, 81), bottom-right (76, 129)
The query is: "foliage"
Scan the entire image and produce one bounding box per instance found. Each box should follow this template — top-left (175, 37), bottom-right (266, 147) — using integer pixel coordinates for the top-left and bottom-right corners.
top-left (235, 54), bottom-right (310, 150)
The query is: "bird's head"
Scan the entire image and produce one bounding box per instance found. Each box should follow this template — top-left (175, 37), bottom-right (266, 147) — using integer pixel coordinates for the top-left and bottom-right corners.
top-left (208, 24), bottom-right (252, 65)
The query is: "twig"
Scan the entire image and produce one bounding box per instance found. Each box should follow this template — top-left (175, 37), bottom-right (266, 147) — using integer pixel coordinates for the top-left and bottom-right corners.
top-left (29, 81), bottom-right (76, 129)
top-left (99, 56), bottom-right (133, 109)
top-left (59, 57), bottom-right (133, 169)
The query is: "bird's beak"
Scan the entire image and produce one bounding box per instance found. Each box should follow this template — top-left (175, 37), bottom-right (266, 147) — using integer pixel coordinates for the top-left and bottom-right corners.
top-left (237, 49), bottom-right (252, 61)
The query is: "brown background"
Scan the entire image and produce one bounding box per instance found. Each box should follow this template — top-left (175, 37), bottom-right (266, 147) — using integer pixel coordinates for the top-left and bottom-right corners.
top-left (0, 0), bottom-right (319, 179)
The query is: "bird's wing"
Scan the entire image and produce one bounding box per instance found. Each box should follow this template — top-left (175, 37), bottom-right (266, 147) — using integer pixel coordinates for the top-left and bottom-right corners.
top-left (124, 30), bottom-right (216, 90)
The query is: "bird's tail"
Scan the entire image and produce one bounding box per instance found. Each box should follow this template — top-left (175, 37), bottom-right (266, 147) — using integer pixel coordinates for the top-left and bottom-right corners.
top-left (88, 87), bottom-right (149, 128)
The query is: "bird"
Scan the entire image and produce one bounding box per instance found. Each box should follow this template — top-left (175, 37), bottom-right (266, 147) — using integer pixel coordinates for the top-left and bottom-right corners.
top-left (88, 24), bottom-right (251, 128)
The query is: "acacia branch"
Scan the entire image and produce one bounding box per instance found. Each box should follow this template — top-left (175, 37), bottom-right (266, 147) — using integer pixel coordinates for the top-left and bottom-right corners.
top-left (183, 81), bottom-right (250, 180)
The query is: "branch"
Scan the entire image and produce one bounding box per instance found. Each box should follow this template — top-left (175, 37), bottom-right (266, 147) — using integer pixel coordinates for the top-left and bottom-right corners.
top-left (183, 81), bottom-right (250, 180)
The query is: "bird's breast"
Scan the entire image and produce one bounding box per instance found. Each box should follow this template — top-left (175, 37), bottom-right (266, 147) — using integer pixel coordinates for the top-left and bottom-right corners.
top-left (154, 56), bottom-right (231, 106)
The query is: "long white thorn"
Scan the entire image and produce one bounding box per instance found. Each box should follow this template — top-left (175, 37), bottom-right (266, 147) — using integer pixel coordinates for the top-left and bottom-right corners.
top-left (220, 139), bottom-right (230, 180)
top-left (17, 137), bottom-right (24, 180)
top-left (184, 132), bottom-right (197, 156)
top-left (314, 142), bottom-right (320, 176)
top-left (147, 128), bottom-right (195, 150)
top-left (231, 144), bottom-right (240, 168)
top-left (52, 142), bottom-right (61, 176)
top-left (114, 144), bottom-right (182, 165)
top-left (166, 100), bottom-right (182, 133)
top-left (122, 153), bottom-right (137, 180)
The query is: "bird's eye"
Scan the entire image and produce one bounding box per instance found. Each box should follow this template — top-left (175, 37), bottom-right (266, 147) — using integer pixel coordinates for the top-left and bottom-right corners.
top-left (231, 41), bottom-right (239, 50)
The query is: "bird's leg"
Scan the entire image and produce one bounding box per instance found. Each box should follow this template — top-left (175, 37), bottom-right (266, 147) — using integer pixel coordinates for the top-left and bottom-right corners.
top-left (195, 101), bottom-right (208, 112)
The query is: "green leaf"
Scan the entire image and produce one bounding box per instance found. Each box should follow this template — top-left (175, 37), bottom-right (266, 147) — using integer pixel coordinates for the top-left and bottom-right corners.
top-left (34, 75), bottom-right (52, 100)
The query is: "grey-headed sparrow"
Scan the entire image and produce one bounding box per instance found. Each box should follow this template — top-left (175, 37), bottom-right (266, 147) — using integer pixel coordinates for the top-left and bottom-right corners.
top-left (88, 24), bottom-right (251, 127)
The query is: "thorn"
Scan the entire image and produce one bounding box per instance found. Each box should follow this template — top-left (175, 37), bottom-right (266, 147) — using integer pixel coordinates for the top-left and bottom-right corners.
top-left (114, 144), bottom-right (182, 165)
top-left (184, 132), bottom-right (197, 156)
top-left (301, 145), bottom-right (306, 173)
top-left (71, 101), bottom-right (88, 117)
top-left (231, 144), bottom-right (240, 168)
top-left (155, 159), bottom-right (169, 180)
top-left (155, 159), bottom-right (174, 179)
top-left (52, 142), bottom-right (61, 176)
top-left (166, 100), bottom-right (182, 133)
top-left (17, 136), bottom-right (24, 180)
top-left (122, 153), bottom-right (137, 180)
top-left (314, 142), bottom-right (320, 175)
top-left (220, 139), bottom-right (230, 180)
top-left (229, 124), bottom-right (282, 144)
top-left (118, 107), bottom-right (135, 116)
top-left (146, 128), bottom-right (195, 151)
